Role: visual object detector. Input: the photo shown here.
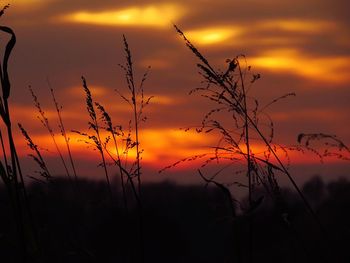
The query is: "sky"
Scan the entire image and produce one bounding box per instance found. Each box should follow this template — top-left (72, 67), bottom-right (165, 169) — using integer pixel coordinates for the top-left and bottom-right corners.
top-left (0, 0), bottom-right (349, 187)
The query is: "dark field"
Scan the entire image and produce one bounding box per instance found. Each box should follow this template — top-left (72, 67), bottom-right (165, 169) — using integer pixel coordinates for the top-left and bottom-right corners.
top-left (0, 176), bottom-right (348, 263)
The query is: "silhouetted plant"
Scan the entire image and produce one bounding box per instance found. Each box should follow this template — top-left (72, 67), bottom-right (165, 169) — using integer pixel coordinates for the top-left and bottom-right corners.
top-left (95, 102), bottom-right (128, 207)
top-left (116, 34), bottom-right (152, 262)
top-left (95, 102), bottom-right (142, 211)
top-left (48, 81), bottom-right (79, 182)
top-left (0, 6), bottom-right (38, 260)
top-left (18, 123), bottom-right (52, 182)
top-left (70, 36), bottom-right (151, 262)
top-left (117, 34), bottom-right (153, 197)
top-left (29, 86), bottom-right (72, 182)
top-left (298, 133), bottom-right (350, 162)
top-left (1, 3), bottom-right (344, 261)
top-left (171, 24), bottom-right (327, 262)
top-left (73, 76), bottom-right (113, 198)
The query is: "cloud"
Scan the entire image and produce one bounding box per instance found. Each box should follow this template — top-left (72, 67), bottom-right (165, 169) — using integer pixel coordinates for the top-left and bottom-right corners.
top-left (250, 49), bottom-right (350, 83)
top-left (257, 19), bottom-right (335, 33)
top-left (184, 27), bottom-right (242, 45)
top-left (8, 0), bottom-right (53, 6)
top-left (59, 4), bottom-right (185, 28)
top-left (67, 84), bottom-right (178, 106)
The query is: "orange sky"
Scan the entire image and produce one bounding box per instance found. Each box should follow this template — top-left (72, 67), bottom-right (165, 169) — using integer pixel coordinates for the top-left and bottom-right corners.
top-left (0, 0), bottom-right (349, 185)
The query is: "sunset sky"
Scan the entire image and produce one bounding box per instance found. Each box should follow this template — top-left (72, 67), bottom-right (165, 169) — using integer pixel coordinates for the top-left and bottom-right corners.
top-left (0, 0), bottom-right (349, 185)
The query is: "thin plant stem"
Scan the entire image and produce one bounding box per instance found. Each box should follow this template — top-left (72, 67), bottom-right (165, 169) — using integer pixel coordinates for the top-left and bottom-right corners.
top-left (0, 129), bottom-right (10, 176)
top-left (221, 59), bottom-right (327, 242)
top-left (123, 34), bottom-right (142, 197)
top-left (48, 82), bottom-right (79, 183)
top-left (122, 35), bottom-right (145, 263)
top-left (133, 90), bottom-right (141, 197)
top-left (239, 61), bottom-right (253, 263)
top-left (111, 130), bottom-right (128, 210)
top-left (29, 86), bottom-right (71, 182)
top-left (81, 76), bottom-right (112, 199)
top-left (174, 24), bottom-right (330, 261)
top-left (96, 102), bottom-right (128, 210)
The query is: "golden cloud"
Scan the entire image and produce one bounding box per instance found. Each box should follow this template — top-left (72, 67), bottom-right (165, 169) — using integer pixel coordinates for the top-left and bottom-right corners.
top-left (258, 19), bottom-right (335, 33)
top-left (8, 0), bottom-right (48, 5)
top-left (68, 84), bottom-right (177, 106)
top-left (184, 27), bottom-right (242, 45)
top-left (6, 0), bottom-right (54, 11)
top-left (59, 4), bottom-right (185, 28)
top-left (68, 85), bottom-right (110, 97)
top-left (250, 49), bottom-right (350, 83)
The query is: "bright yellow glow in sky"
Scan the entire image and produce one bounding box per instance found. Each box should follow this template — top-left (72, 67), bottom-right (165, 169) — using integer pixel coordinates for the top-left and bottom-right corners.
top-left (16, 127), bottom-right (338, 171)
top-left (251, 49), bottom-right (350, 83)
top-left (19, 129), bottom-right (311, 170)
top-left (68, 85), bottom-right (176, 108)
top-left (6, 0), bottom-right (54, 9)
top-left (185, 27), bottom-right (242, 45)
top-left (16, 128), bottom-right (216, 166)
top-left (259, 19), bottom-right (335, 33)
top-left (8, 0), bottom-right (44, 4)
top-left (61, 4), bottom-right (184, 28)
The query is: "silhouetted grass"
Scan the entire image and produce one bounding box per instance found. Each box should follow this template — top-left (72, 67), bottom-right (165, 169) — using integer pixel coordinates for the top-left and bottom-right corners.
top-left (29, 86), bottom-right (71, 182)
top-left (0, 6), bottom-right (38, 260)
top-left (68, 36), bottom-right (150, 261)
top-left (73, 76), bottom-right (113, 199)
top-left (117, 34), bottom-right (153, 197)
top-left (172, 24), bottom-right (334, 262)
top-left (0, 5), bottom-right (349, 262)
top-left (298, 133), bottom-right (350, 162)
top-left (95, 102), bottom-right (128, 208)
top-left (48, 81), bottom-right (79, 182)
top-left (18, 123), bottom-right (51, 182)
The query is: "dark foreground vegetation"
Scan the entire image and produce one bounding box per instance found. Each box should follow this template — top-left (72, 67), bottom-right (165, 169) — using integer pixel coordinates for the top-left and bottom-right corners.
top-left (0, 176), bottom-right (349, 263)
top-left (1, 5), bottom-right (349, 263)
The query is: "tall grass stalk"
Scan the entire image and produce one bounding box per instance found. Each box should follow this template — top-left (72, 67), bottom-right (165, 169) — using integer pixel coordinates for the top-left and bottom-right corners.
top-left (18, 123), bottom-right (52, 182)
top-left (95, 102), bottom-right (128, 209)
top-left (119, 35), bottom-right (152, 198)
top-left (48, 81), bottom-right (79, 183)
top-left (122, 35), bottom-right (141, 196)
top-left (29, 86), bottom-right (71, 182)
top-left (77, 76), bottom-right (112, 198)
top-left (239, 61), bottom-right (254, 262)
top-left (174, 24), bottom-right (328, 261)
top-left (94, 90), bottom-right (145, 262)
top-left (118, 35), bottom-right (153, 263)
